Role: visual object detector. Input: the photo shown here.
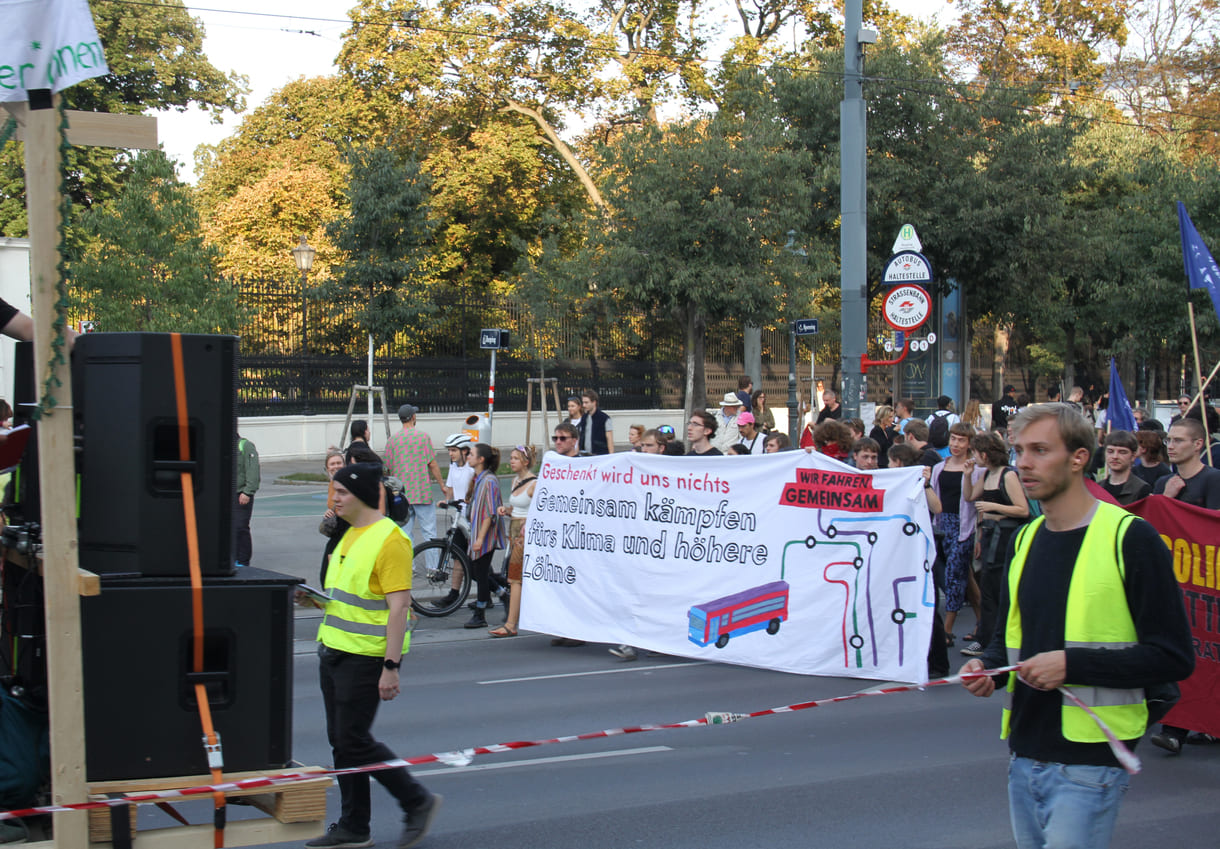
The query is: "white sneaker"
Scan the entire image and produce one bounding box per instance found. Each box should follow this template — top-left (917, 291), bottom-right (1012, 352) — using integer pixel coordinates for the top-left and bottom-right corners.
top-left (609, 645), bottom-right (637, 660)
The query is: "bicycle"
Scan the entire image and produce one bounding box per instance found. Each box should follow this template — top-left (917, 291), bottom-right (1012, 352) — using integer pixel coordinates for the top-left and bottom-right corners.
top-left (410, 500), bottom-right (473, 617)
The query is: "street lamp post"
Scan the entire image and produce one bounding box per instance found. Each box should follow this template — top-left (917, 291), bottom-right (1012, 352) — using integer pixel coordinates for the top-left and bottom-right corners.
top-left (292, 235), bottom-right (317, 415)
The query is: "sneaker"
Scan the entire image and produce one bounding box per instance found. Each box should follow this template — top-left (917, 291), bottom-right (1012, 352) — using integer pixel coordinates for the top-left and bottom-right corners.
top-left (398, 793), bottom-right (443, 849)
top-left (959, 641), bottom-right (984, 657)
top-left (609, 645), bottom-right (637, 660)
top-left (305, 823), bottom-right (373, 849)
top-left (1149, 732), bottom-right (1183, 755)
top-left (1187, 732), bottom-right (1220, 744)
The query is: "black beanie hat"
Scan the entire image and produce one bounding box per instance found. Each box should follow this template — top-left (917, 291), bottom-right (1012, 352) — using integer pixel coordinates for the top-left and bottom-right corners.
top-left (334, 463), bottom-right (382, 509)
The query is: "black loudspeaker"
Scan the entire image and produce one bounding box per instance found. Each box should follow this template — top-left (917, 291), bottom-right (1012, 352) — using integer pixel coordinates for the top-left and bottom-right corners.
top-left (80, 568), bottom-right (297, 781)
top-left (74, 333), bottom-right (238, 577)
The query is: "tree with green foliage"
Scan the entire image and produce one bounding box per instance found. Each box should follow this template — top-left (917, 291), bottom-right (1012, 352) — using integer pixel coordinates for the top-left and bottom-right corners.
top-left (320, 145), bottom-right (435, 349)
top-left (69, 151), bottom-right (243, 333)
top-left (0, 0), bottom-right (247, 236)
top-left (592, 79), bottom-right (807, 418)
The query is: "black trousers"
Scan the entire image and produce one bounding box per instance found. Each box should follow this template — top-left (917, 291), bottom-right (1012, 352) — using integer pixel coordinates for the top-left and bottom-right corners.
top-left (470, 551), bottom-right (496, 606)
top-left (318, 646), bottom-right (430, 832)
top-left (234, 493), bottom-right (254, 565)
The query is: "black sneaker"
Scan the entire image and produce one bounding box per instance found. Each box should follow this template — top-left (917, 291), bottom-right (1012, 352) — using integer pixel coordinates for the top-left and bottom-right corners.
top-left (398, 793), bottom-right (443, 849)
top-left (305, 823), bottom-right (373, 849)
top-left (1149, 732), bottom-right (1183, 755)
top-left (959, 641), bottom-right (984, 657)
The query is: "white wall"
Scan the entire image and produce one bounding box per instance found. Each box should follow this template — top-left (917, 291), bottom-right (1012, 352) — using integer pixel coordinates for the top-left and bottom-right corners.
top-left (239, 408), bottom-right (789, 462)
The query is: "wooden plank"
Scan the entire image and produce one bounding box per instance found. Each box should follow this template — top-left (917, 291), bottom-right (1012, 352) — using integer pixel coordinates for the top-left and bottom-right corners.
top-left (3, 103), bottom-right (157, 150)
top-left (87, 818), bottom-right (322, 849)
top-left (24, 90), bottom-right (89, 849)
top-left (88, 768), bottom-right (330, 795)
top-left (1, 549), bottom-right (102, 597)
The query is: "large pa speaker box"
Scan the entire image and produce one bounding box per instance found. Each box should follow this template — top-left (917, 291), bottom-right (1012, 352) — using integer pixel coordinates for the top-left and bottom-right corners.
top-left (73, 333), bottom-right (239, 577)
top-left (80, 568), bottom-right (298, 781)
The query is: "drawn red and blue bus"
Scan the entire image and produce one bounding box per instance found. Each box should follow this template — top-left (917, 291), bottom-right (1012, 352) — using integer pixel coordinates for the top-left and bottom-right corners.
top-left (688, 581), bottom-right (790, 649)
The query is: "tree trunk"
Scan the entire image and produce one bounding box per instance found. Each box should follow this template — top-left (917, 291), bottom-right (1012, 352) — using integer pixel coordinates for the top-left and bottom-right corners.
top-left (682, 307), bottom-right (707, 431)
top-left (992, 321), bottom-right (1011, 399)
top-left (743, 323), bottom-right (761, 389)
top-left (1063, 324), bottom-right (1076, 397)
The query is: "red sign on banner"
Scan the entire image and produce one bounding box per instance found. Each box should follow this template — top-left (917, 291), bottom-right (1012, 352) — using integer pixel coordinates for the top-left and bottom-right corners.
top-left (1126, 495), bottom-right (1220, 737)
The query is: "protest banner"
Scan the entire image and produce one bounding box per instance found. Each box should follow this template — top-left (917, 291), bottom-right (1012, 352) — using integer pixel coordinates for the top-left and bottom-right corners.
top-left (1, 0), bottom-right (109, 103)
top-left (1127, 495), bottom-right (1220, 737)
top-left (520, 450), bottom-right (935, 683)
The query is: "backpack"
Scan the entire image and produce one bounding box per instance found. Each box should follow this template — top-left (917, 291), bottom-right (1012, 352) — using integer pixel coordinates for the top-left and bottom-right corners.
top-left (928, 411), bottom-right (951, 449)
top-left (382, 475), bottom-right (413, 526)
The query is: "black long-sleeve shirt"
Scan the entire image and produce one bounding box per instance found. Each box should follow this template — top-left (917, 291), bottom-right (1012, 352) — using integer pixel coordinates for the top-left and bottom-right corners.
top-left (980, 516), bottom-right (1194, 767)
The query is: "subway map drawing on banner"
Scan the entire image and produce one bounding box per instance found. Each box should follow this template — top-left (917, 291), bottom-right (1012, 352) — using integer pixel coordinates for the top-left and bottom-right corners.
top-left (520, 451), bottom-right (936, 683)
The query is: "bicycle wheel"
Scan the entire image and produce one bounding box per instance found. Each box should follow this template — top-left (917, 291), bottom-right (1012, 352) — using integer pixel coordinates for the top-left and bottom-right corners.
top-left (410, 539), bottom-right (472, 617)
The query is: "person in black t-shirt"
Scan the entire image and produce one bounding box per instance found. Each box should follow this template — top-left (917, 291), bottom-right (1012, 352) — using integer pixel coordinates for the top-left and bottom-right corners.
top-left (685, 410), bottom-right (722, 457)
top-left (960, 403), bottom-right (1192, 849)
top-left (1100, 431), bottom-right (1151, 506)
top-left (0, 296), bottom-right (78, 348)
top-left (1153, 417), bottom-right (1220, 508)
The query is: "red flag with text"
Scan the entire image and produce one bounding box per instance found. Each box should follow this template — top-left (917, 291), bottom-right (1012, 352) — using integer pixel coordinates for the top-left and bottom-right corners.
top-left (1127, 495), bottom-right (1220, 737)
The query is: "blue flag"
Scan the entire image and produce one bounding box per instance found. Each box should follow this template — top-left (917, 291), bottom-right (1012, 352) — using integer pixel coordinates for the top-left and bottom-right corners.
top-left (1179, 202), bottom-right (1220, 323)
top-left (1107, 357), bottom-right (1136, 433)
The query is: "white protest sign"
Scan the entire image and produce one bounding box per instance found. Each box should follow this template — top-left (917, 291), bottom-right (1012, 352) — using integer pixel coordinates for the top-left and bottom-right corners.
top-left (521, 451), bottom-right (936, 683)
top-left (2, 0), bottom-right (109, 103)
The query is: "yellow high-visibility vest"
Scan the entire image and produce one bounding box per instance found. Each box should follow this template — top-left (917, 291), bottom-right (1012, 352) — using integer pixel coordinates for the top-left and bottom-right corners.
top-left (1002, 501), bottom-right (1147, 742)
top-left (317, 518), bottom-right (411, 657)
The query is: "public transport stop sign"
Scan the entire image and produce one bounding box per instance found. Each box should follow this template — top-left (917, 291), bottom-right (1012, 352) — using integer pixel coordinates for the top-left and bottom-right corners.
top-left (883, 284), bottom-right (931, 332)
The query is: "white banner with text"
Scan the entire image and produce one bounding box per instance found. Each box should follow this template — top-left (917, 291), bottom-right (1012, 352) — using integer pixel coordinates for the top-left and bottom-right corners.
top-left (520, 451), bottom-right (936, 683)
top-left (2, 0), bottom-right (108, 103)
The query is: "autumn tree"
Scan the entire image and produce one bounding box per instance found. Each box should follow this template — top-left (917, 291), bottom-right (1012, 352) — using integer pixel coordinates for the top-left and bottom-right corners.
top-left (948, 0), bottom-right (1128, 89)
top-left (70, 151), bottom-right (243, 333)
top-left (0, 0), bottom-right (247, 235)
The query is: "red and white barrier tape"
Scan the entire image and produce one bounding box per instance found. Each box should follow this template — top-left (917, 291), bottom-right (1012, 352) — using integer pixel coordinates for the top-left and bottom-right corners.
top-left (0, 665), bottom-right (1140, 822)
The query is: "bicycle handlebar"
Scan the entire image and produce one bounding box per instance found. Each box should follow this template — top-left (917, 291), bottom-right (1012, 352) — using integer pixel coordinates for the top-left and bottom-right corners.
top-left (439, 499), bottom-right (466, 510)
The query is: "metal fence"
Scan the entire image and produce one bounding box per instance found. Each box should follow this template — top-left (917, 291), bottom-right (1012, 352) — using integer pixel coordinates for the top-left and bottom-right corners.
top-left (232, 277), bottom-right (816, 415)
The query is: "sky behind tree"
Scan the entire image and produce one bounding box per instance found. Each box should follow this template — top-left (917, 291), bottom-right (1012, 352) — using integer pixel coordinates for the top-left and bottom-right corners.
top-left (155, 0), bottom-right (958, 183)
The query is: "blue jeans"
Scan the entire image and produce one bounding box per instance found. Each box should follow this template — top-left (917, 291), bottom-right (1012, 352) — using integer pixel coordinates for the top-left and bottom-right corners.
top-left (1008, 755), bottom-right (1129, 849)
top-left (409, 501), bottom-right (437, 570)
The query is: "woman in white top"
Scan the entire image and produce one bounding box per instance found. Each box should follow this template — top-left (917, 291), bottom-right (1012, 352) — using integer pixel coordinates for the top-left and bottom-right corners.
top-left (490, 445), bottom-right (537, 636)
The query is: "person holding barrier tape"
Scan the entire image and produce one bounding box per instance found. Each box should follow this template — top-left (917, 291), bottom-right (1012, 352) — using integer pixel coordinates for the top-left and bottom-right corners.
top-left (960, 403), bottom-right (1193, 849)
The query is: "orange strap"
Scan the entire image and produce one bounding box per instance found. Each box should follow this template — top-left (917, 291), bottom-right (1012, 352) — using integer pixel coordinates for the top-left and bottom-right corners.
top-left (170, 334), bottom-right (226, 847)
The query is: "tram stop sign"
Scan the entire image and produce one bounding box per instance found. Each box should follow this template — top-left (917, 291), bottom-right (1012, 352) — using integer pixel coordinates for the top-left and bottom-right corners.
top-left (883, 284), bottom-right (931, 332)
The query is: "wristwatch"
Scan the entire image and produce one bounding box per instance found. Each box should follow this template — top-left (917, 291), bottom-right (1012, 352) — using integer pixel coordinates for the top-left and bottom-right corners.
top-left (383, 658), bottom-right (401, 671)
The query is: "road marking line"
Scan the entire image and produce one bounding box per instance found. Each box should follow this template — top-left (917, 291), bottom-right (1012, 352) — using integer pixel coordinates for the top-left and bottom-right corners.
top-left (480, 661), bottom-right (709, 685)
top-left (413, 746), bottom-right (672, 776)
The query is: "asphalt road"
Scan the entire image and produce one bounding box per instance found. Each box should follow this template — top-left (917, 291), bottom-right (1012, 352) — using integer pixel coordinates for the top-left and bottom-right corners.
top-left (201, 468), bottom-right (1220, 849)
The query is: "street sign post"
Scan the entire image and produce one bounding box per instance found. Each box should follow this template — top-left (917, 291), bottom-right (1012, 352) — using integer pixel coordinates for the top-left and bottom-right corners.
top-left (479, 329), bottom-right (509, 440)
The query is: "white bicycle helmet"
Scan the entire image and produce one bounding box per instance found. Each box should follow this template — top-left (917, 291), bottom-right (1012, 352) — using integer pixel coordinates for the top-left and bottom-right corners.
top-left (443, 432), bottom-right (472, 449)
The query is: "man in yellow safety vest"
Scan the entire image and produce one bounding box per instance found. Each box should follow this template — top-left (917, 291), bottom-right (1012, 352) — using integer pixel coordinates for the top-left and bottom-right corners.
top-left (308, 463), bottom-right (442, 849)
top-left (960, 403), bottom-right (1193, 849)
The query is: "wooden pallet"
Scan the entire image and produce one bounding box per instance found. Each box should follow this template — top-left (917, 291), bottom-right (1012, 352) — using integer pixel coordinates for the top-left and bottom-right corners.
top-left (84, 766), bottom-right (330, 847)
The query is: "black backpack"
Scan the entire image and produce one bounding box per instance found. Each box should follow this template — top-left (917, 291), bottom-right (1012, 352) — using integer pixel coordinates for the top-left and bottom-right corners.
top-left (928, 411), bottom-right (951, 449)
top-left (382, 475), bottom-right (413, 526)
